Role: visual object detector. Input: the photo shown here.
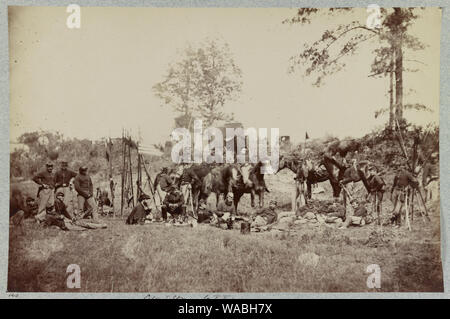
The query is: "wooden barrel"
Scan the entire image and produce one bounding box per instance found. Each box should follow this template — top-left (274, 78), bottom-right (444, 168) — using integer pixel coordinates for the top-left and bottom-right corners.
top-left (240, 222), bottom-right (250, 234)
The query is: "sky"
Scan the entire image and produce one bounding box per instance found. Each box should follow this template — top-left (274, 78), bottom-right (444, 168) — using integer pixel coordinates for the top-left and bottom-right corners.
top-left (9, 7), bottom-right (441, 147)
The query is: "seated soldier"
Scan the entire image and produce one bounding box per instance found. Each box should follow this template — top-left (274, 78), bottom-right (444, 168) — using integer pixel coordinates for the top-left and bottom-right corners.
top-left (10, 189), bottom-right (25, 226)
top-left (54, 191), bottom-right (76, 221)
top-left (197, 198), bottom-right (212, 223)
top-left (43, 192), bottom-right (72, 230)
top-left (24, 197), bottom-right (39, 219)
top-left (251, 200), bottom-right (278, 229)
top-left (126, 194), bottom-right (151, 225)
top-left (214, 192), bottom-right (235, 229)
top-left (162, 185), bottom-right (185, 223)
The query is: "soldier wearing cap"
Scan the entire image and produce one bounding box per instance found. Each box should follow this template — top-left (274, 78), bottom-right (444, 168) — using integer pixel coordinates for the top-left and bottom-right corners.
top-left (155, 166), bottom-right (174, 208)
top-left (42, 199), bottom-right (69, 231)
top-left (214, 192), bottom-right (236, 229)
top-left (54, 191), bottom-right (76, 221)
top-left (251, 199), bottom-right (278, 228)
top-left (73, 166), bottom-right (99, 220)
top-left (24, 197), bottom-right (38, 219)
top-left (422, 152), bottom-right (439, 202)
top-left (126, 194), bottom-right (152, 225)
top-left (54, 160), bottom-right (78, 215)
top-left (162, 185), bottom-right (185, 223)
top-left (364, 164), bottom-right (385, 225)
top-left (33, 162), bottom-right (56, 223)
top-left (390, 169), bottom-right (419, 227)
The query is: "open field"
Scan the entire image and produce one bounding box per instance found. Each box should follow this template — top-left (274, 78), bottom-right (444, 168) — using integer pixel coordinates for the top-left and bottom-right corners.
top-left (8, 170), bottom-right (443, 292)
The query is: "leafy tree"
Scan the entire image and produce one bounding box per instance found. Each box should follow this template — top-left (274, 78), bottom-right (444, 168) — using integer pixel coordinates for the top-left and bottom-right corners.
top-left (154, 38), bottom-right (242, 128)
top-left (285, 7), bottom-right (429, 129)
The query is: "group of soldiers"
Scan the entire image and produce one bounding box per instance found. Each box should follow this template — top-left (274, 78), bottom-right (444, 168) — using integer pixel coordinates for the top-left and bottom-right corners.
top-left (12, 148), bottom-right (438, 232)
top-left (11, 161), bottom-right (101, 230)
top-left (339, 151), bottom-right (438, 228)
top-left (126, 164), bottom-right (279, 230)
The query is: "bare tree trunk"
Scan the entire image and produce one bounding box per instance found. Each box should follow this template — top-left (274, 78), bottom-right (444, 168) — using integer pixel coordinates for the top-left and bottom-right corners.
top-left (394, 41), bottom-right (403, 121)
top-left (393, 8), bottom-right (404, 122)
top-left (389, 53), bottom-right (395, 130)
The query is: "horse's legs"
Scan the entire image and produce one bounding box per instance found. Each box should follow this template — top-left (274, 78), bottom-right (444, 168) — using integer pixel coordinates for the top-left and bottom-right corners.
top-left (307, 181), bottom-right (312, 199)
top-left (234, 193), bottom-right (242, 214)
top-left (259, 190), bottom-right (264, 208)
top-left (216, 193), bottom-right (219, 208)
top-left (250, 190), bottom-right (255, 208)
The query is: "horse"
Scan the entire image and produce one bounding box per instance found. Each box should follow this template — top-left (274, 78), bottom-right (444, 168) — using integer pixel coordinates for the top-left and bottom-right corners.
top-left (200, 164), bottom-right (243, 209)
top-left (179, 163), bottom-right (213, 213)
top-left (321, 155), bottom-right (371, 199)
top-left (233, 161), bottom-right (270, 211)
top-left (276, 155), bottom-right (328, 206)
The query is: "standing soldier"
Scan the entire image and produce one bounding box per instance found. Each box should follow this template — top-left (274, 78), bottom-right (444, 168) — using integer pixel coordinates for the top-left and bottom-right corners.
top-left (422, 152), bottom-right (439, 202)
top-left (390, 169), bottom-right (419, 227)
top-left (155, 166), bottom-right (174, 207)
top-left (73, 166), bottom-right (99, 221)
top-left (54, 160), bottom-right (78, 215)
top-left (365, 164), bottom-right (386, 225)
top-left (33, 162), bottom-right (56, 223)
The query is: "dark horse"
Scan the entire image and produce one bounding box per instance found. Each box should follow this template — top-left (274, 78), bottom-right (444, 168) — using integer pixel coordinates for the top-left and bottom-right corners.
top-left (233, 161), bottom-right (270, 211)
top-left (321, 155), bottom-right (371, 199)
top-left (200, 164), bottom-right (243, 209)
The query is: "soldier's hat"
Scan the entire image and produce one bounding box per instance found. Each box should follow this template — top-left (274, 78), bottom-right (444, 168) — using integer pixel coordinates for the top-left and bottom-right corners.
top-left (80, 165), bottom-right (88, 171)
top-left (138, 194), bottom-right (151, 202)
top-left (56, 191), bottom-right (65, 197)
top-left (26, 197), bottom-right (35, 202)
top-left (269, 199), bottom-right (277, 206)
top-left (46, 162), bottom-right (54, 167)
top-left (60, 160), bottom-right (68, 165)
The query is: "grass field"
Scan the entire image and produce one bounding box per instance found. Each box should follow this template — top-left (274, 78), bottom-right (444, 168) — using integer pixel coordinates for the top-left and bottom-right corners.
top-left (8, 170), bottom-right (444, 292)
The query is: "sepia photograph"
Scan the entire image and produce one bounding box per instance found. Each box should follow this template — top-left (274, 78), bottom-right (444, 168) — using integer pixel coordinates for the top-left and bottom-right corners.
top-left (7, 5), bottom-right (443, 293)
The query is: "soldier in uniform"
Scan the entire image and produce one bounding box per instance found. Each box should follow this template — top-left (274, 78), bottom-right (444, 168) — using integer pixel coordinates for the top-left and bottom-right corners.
top-left (390, 169), bottom-right (419, 227)
top-left (42, 192), bottom-right (71, 231)
top-left (155, 166), bottom-right (174, 208)
top-left (126, 194), bottom-right (152, 225)
top-left (422, 152), bottom-right (439, 202)
top-left (33, 162), bottom-right (56, 223)
top-left (73, 166), bottom-right (98, 221)
top-left (54, 160), bottom-right (78, 215)
top-left (251, 200), bottom-right (278, 228)
top-left (365, 164), bottom-right (386, 225)
top-left (162, 185), bottom-right (185, 223)
top-left (214, 192), bottom-right (236, 229)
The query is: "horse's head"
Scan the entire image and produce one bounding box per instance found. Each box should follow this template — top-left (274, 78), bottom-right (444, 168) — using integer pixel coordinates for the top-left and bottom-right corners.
top-left (228, 164), bottom-right (242, 187)
top-left (240, 163), bottom-right (254, 187)
top-left (276, 155), bottom-right (286, 173)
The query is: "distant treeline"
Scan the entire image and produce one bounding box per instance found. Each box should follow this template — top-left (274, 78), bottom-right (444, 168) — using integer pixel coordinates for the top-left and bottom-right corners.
top-left (10, 131), bottom-right (124, 178)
